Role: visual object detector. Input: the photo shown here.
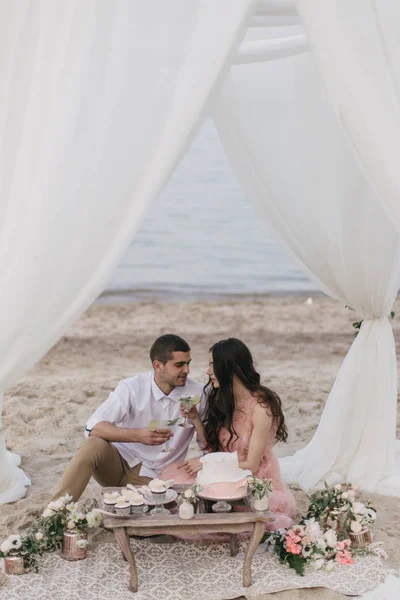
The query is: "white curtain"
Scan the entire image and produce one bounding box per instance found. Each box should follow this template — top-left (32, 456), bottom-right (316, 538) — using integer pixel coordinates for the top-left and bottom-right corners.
top-left (213, 47), bottom-right (400, 494)
top-left (0, 0), bottom-right (255, 505)
top-left (296, 0), bottom-right (400, 234)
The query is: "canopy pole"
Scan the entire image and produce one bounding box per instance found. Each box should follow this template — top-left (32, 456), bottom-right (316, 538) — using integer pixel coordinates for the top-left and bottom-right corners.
top-left (235, 35), bottom-right (309, 65)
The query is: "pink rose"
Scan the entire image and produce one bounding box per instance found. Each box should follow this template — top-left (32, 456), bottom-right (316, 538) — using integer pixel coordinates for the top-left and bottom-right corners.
top-left (336, 541), bottom-right (345, 551)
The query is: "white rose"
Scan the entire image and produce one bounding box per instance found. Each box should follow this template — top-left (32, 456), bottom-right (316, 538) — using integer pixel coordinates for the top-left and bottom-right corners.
top-left (315, 537), bottom-right (327, 552)
top-left (0, 540), bottom-right (11, 554)
top-left (9, 535), bottom-right (22, 550)
top-left (325, 560), bottom-right (335, 573)
top-left (184, 489), bottom-right (193, 499)
top-left (76, 539), bottom-right (88, 549)
top-left (341, 491), bottom-right (349, 500)
top-left (69, 511), bottom-right (79, 522)
top-left (304, 518), bottom-right (322, 542)
top-left (347, 490), bottom-right (356, 502)
top-left (86, 510), bottom-right (102, 529)
top-left (352, 502), bottom-right (366, 515)
top-left (42, 508), bottom-right (54, 518)
top-left (35, 532), bottom-right (44, 541)
top-left (324, 530), bottom-right (337, 548)
top-left (334, 484), bottom-right (342, 491)
top-left (59, 493), bottom-right (73, 504)
top-left (312, 558), bottom-right (325, 571)
top-left (67, 520), bottom-right (76, 530)
top-left (350, 520), bottom-right (362, 533)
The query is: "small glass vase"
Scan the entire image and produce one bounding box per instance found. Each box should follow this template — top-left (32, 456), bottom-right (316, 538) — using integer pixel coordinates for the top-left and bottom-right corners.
top-left (4, 552), bottom-right (25, 575)
top-left (349, 526), bottom-right (371, 548)
top-left (179, 500), bottom-right (194, 520)
top-left (62, 530), bottom-right (88, 561)
top-left (252, 495), bottom-right (269, 512)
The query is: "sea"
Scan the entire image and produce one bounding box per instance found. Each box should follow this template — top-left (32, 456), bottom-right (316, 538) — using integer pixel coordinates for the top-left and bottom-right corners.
top-left (103, 120), bottom-right (317, 302)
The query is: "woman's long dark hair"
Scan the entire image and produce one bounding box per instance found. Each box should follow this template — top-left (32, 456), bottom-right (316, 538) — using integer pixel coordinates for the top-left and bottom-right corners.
top-left (203, 338), bottom-right (288, 452)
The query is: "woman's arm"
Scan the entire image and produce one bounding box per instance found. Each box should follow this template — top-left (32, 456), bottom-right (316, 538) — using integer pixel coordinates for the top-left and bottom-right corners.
top-left (180, 403), bottom-right (207, 449)
top-left (238, 403), bottom-right (273, 473)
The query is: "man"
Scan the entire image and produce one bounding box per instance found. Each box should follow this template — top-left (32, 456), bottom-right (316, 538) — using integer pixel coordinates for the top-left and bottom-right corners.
top-left (51, 334), bottom-right (204, 501)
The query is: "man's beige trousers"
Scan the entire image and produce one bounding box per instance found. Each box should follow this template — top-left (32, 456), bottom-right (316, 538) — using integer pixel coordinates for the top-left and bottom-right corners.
top-left (51, 436), bottom-right (151, 501)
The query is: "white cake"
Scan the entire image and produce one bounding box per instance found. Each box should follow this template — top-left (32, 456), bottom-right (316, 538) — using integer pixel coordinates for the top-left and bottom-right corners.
top-left (196, 451), bottom-right (251, 486)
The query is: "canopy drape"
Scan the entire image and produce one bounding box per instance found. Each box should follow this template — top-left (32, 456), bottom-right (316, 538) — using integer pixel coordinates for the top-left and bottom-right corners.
top-left (297, 0), bottom-right (400, 234)
top-left (213, 49), bottom-right (400, 494)
top-left (0, 0), bottom-right (255, 505)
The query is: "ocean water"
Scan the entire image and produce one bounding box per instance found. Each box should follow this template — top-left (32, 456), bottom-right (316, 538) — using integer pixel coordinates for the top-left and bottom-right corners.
top-left (105, 120), bottom-right (316, 300)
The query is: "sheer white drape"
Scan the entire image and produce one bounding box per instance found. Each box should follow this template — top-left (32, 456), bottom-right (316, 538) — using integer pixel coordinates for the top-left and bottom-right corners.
top-left (297, 0), bottom-right (400, 233)
top-left (0, 0), bottom-right (255, 505)
top-left (214, 50), bottom-right (400, 494)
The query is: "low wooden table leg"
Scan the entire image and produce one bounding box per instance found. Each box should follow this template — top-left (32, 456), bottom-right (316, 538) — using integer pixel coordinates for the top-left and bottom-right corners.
top-left (230, 533), bottom-right (239, 557)
top-left (243, 521), bottom-right (265, 587)
top-left (114, 527), bottom-right (138, 592)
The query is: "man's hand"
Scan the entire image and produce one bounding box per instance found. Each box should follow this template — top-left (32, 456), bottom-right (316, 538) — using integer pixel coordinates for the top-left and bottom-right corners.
top-left (137, 427), bottom-right (173, 446)
top-left (179, 403), bottom-right (198, 421)
top-left (177, 457), bottom-right (202, 476)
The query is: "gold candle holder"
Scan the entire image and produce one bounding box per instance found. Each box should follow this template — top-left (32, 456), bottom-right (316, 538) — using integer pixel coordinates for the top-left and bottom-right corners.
top-left (4, 553), bottom-right (25, 575)
top-left (349, 527), bottom-right (371, 548)
top-left (61, 530), bottom-right (88, 561)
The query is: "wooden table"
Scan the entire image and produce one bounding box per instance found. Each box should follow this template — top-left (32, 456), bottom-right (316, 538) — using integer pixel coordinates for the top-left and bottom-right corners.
top-left (102, 510), bottom-right (273, 593)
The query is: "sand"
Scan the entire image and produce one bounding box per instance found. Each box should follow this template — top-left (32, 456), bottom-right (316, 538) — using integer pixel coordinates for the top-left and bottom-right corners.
top-left (1, 294), bottom-right (400, 599)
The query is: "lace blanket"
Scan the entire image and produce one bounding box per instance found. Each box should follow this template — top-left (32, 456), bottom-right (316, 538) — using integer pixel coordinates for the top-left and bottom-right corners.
top-left (0, 540), bottom-right (386, 600)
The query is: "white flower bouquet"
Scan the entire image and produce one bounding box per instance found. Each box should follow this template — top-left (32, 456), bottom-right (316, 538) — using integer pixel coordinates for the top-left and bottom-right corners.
top-left (246, 476), bottom-right (273, 500)
top-left (306, 482), bottom-right (376, 537)
top-left (180, 484), bottom-right (202, 505)
top-left (0, 495), bottom-right (102, 573)
top-left (269, 518), bottom-right (353, 576)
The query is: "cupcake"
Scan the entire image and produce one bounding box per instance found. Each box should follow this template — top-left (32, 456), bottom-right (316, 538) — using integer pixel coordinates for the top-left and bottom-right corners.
top-left (130, 500), bottom-right (146, 514)
top-left (149, 479), bottom-right (167, 503)
top-left (103, 497), bottom-right (118, 513)
top-left (114, 500), bottom-right (132, 516)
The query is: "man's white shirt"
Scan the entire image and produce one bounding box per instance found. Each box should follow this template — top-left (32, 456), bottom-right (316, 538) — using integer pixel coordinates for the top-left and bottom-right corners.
top-left (85, 372), bottom-right (205, 477)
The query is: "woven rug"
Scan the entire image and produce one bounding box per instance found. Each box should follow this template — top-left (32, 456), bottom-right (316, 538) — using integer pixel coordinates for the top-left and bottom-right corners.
top-left (0, 540), bottom-right (386, 600)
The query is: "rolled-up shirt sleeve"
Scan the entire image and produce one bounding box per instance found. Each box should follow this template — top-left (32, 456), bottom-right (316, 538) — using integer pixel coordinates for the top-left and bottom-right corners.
top-left (84, 381), bottom-right (132, 437)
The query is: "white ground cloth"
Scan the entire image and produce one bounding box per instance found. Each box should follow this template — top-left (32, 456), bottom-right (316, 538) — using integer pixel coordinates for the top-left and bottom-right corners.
top-left (0, 540), bottom-right (385, 600)
top-left (0, 0), bottom-right (255, 505)
top-left (213, 45), bottom-right (400, 494)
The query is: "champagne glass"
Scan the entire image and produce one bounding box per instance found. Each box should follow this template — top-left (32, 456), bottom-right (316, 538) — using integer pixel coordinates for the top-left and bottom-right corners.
top-left (160, 418), bottom-right (178, 452)
top-left (179, 397), bottom-right (194, 428)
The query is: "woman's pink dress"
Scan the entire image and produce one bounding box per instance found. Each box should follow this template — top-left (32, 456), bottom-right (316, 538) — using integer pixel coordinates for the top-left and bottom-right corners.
top-left (162, 395), bottom-right (296, 530)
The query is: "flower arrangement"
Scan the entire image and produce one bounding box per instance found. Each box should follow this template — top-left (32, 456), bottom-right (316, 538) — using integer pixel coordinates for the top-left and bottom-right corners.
top-left (0, 495), bottom-right (102, 573)
top-left (270, 518), bottom-right (352, 576)
top-left (265, 481), bottom-right (379, 577)
top-left (180, 484), bottom-right (202, 505)
top-left (246, 476), bottom-right (273, 500)
top-left (306, 482), bottom-right (377, 536)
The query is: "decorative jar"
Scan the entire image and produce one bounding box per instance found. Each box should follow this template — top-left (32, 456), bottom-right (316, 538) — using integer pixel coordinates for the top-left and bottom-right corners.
top-left (179, 500), bottom-right (195, 520)
top-left (4, 553), bottom-right (25, 575)
top-left (349, 527), bottom-right (371, 548)
top-left (252, 495), bottom-right (269, 512)
top-left (62, 530), bottom-right (88, 561)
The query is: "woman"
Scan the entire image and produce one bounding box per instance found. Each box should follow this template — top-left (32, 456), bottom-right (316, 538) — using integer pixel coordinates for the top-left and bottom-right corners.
top-left (162, 338), bottom-right (296, 526)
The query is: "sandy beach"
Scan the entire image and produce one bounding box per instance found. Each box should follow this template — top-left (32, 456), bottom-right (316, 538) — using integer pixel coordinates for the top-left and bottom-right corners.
top-left (1, 294), bottom-right (400, 599)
